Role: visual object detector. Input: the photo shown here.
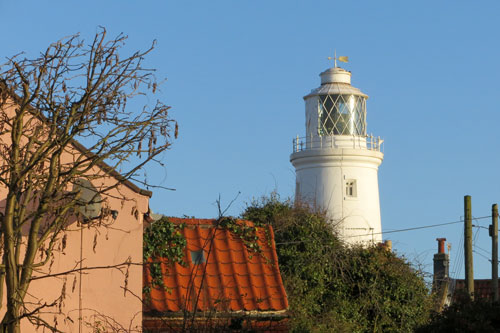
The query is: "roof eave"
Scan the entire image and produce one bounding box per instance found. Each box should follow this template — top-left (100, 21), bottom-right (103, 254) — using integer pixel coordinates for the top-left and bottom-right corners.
top-left (143, 309), bottom-right (289, 319)
top-left (0, 82), bottom-right (153, 198)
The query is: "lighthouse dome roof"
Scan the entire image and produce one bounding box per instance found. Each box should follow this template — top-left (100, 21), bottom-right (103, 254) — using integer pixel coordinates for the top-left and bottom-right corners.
top-left (304, 67), bottom-right (368, 100)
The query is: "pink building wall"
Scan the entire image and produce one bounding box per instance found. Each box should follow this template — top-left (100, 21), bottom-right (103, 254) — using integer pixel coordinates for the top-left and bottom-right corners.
top-left (0, 98), bottom-right (148, 332)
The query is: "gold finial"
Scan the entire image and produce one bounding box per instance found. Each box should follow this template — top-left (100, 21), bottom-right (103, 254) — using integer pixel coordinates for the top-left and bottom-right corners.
top-left (327, 50), bottom-right (349, 68)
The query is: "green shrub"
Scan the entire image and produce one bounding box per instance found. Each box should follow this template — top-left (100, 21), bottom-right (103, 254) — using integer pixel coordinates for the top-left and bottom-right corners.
top-left (416, 294), bottom-right (500, 332)
top-left (242, 194), bottom-right (433, 332)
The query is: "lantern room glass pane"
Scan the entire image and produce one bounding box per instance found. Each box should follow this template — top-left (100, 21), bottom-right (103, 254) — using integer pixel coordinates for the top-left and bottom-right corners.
top-left (318, 94), bottom-right (366, 136)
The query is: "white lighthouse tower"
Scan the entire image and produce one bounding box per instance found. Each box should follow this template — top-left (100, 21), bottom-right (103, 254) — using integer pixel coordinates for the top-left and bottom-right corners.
top-left (290, 59), bottom-right (384, 244)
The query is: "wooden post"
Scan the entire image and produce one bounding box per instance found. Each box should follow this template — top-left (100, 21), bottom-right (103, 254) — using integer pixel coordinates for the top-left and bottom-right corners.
top-left (492, 204), bottom-right (498, 302)
top-left (464, 195), bottom-right (474, 300)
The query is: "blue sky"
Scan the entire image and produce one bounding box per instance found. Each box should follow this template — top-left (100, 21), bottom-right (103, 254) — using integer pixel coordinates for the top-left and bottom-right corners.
top-left (1, 1), bottom-right (500, 279)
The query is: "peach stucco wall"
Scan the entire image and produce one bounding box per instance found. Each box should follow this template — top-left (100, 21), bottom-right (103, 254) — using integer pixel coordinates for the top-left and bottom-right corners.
top-left (0, 99), bottom-right (148, 332)
top-left (21, 182), bottom-right (148, 332)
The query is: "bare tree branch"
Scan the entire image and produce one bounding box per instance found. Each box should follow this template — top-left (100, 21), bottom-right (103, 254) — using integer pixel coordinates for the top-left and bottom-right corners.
top-left (0, 27), bottom-right (176, 332)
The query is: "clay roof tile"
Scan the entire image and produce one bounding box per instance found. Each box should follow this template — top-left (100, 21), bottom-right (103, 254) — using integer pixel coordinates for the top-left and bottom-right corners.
top-left (144, 218), bottom-right (288, 314)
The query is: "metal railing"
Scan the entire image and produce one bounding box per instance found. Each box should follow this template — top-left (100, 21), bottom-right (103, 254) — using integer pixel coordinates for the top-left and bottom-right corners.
top-left (292, 134), bottom-right (384, 153)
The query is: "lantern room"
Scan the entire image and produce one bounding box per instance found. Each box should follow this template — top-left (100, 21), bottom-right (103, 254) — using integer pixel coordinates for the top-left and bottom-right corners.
top-left (303, 66), bottom-right (368, 141)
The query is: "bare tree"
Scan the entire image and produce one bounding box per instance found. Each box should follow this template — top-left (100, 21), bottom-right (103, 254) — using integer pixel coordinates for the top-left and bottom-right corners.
top-left (0, 28), bottom-right (176, 332)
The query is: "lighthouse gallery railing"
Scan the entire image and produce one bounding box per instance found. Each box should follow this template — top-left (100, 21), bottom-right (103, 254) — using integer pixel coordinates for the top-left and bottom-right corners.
top-left (292, 135), bottom-right (384, 153)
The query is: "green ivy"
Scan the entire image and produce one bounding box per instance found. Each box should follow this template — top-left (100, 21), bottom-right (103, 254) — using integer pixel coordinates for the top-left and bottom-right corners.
top-left (218, 216), bottom-right (263, 255)
top-left (143, 217), bottom-right (186, 297)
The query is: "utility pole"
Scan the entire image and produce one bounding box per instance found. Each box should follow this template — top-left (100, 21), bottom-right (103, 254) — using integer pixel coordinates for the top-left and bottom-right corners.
top-left (464, 195), bottom-right (474, 300)
top-left (491, 204), bottom-right (498, 302)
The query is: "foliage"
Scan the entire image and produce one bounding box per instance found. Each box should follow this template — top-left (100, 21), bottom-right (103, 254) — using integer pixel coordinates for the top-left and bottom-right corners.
top-left (416, 293), bottom-right (500, 332)
top-left (218, 216), bottom-right (263, 255)
top-left (335, 246), bottom-right (432, 332)
top-left (242, 193), bottom-right (433, 332)
top-left (0, 28), bottom-right (175, 332)
top-left (143, 217), bottom-right (186, 296)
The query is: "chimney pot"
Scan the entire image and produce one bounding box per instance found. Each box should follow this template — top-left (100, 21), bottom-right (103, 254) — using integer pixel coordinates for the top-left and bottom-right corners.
top-left (436, 238), bottom-right (446, 254)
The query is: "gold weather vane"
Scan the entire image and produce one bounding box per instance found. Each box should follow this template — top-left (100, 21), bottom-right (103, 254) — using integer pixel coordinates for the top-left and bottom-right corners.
top-left (327, 50), bottom-right (349, 68)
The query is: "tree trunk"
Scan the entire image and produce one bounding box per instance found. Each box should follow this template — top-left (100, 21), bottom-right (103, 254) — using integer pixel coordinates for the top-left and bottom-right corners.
top-left (1, 309), bottom-right (21, 333)
top-left (2, 193), bottom-right (21, 333)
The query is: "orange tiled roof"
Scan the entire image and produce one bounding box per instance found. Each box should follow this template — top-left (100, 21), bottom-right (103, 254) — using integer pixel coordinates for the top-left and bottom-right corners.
top-left (143, 218), bottom-right (289, 313)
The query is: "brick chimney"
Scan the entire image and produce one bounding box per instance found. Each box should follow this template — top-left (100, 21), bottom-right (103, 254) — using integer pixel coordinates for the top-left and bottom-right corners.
top-left (433, 238), bottom-right (450, 309)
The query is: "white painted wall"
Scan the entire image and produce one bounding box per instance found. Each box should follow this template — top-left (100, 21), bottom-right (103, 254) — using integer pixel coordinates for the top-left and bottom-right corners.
top-left (291, 146), bottom-right (383, 243)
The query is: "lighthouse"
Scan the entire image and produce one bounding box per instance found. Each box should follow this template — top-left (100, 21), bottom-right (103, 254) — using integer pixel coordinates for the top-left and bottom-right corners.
top-left (290, 59), bottom-right (384, 244)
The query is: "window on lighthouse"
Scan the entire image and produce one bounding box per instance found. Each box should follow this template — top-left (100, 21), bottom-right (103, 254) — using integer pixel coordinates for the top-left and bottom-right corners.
top-left (318, 94), bottom-right (366, 136)
top-left (346, 180), bottom-right (357, 198)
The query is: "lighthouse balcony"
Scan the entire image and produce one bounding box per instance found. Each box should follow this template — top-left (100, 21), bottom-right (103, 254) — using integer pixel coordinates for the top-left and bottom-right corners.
top-left (292, 134), bottom-right (383, 153)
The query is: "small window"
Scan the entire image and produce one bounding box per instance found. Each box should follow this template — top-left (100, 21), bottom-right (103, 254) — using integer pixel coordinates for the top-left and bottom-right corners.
top-left (190, 250), bottom-right (206, 265)
top-left (346, 179), bottom-right (357, 198)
